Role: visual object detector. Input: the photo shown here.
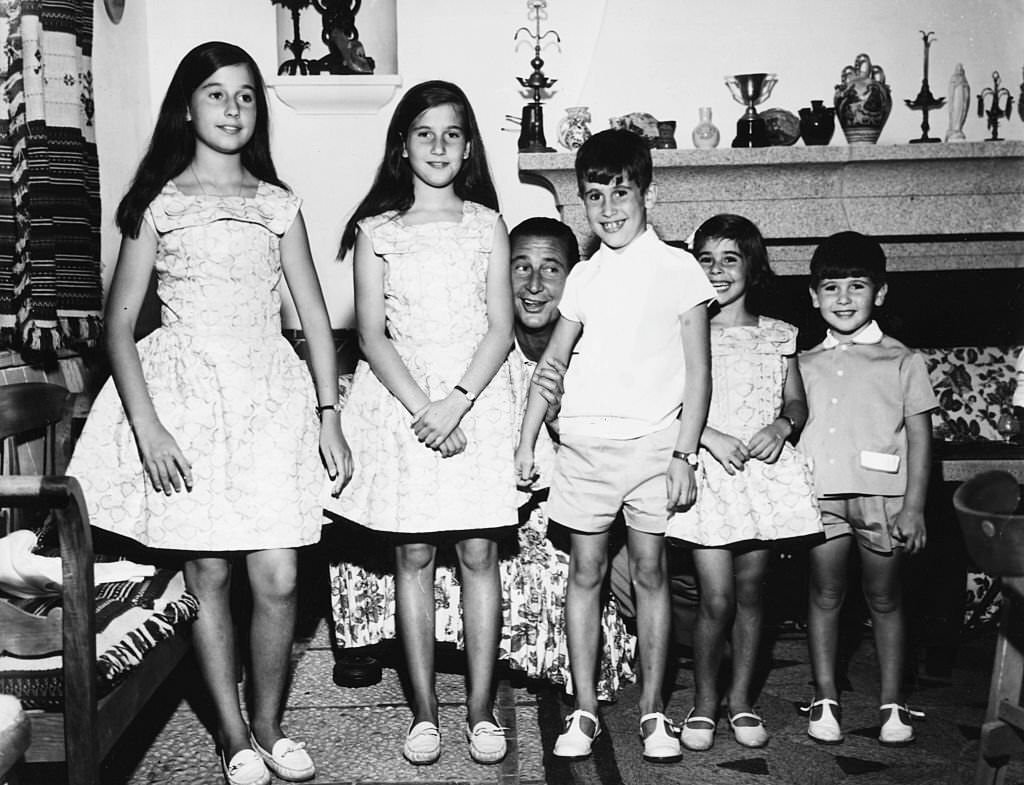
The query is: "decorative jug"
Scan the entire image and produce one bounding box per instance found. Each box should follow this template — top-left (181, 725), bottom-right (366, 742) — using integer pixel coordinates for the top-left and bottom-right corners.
top-left (834, 53), bottom-right (892, 144)
top-left (557, 106), bottom-right (592, 151)
top-left (798, 100), bottom-right (835, 145)
top-left (691, 107), bottom-right (720, 149)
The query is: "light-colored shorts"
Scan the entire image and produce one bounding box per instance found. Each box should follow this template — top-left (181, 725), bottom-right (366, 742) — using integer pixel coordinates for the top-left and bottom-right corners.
top-left (546, 425), bottom-right (677, 535)
top-left (819, 494), bottom-right (904, 553)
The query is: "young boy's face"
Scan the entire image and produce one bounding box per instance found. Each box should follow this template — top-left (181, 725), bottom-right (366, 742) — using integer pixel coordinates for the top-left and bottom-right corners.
top-left (810, 276), bottom-right (888, 340)
top-left (580, 173), bottom-right (653, 250)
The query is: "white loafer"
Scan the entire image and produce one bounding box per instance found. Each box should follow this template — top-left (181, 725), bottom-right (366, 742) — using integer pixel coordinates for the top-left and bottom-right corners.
top-left (220, 749), bottom-right (271, 785)
top-left (403, 720), bottom-right (441, 765)
top-left (466, 720), bottom-right (508, 764)
top-left (249, 732), bottom-right (315, 782)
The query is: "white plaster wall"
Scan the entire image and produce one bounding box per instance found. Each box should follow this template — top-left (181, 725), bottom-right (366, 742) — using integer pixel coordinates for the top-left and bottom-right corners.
top-left (94, 0), bottom-right (1023, 329)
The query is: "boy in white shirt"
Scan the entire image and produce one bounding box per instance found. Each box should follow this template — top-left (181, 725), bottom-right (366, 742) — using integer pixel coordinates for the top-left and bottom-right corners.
top-left (515, 129), bottom-right (714, 763)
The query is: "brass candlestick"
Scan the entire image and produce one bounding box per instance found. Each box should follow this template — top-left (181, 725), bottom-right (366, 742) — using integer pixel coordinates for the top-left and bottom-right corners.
top-left (904, 31), bottom-right (945, 143)
top-left (514, 0), bottom-right (560, 153)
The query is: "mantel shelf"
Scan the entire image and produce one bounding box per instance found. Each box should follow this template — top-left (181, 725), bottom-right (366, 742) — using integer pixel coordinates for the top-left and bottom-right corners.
top-left (519, 141), bottom-right (1024, 273)
top-left (267, 74), bottom-right (402, 116)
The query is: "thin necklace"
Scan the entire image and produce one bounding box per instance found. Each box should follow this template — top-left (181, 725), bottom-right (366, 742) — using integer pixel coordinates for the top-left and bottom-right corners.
top-left (190, 164), bottom-right (244, 197)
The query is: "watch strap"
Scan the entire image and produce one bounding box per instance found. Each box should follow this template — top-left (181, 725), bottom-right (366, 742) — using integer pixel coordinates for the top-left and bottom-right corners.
top-left (454, 384), bottom-right (476, 403)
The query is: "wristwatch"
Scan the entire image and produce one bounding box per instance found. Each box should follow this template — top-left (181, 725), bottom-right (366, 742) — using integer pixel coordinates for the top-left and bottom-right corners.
top-left (779, 414), bottom-right (799, 433)
top-left (453, 385), bottom-right (477, 404)
top-left (671, 450), bottom-right (699, 467)
top-left (316, 402), bottom-right (342, 419)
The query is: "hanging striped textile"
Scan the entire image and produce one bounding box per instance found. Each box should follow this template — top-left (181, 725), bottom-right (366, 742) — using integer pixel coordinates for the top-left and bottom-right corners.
top-left (0, 0), bottom-right (101, 361)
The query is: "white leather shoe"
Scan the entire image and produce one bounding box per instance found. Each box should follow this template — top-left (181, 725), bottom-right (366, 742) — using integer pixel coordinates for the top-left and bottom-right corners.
top-left (640, 712), bottom-right (682, 762)
top-left (553, 709), bottom-right (601, 760)
top-left (679, 708), bottom-right (716, 751)
top-left (878, 703), bottom-right (922, 746)
top-left (803, 698), bottom-right (843, 744)
top-left (728, 711), bottom-right (769, 748)
top-left (465, 720), bottom-right (508, 764)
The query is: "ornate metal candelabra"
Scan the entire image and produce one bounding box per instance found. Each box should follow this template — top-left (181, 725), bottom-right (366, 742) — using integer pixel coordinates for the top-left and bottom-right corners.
top-left (514, 0), bottom-right (560, 153)
top-left (272, 0), bottom-right (314, 75)
top-left (977, 71), bottom-right (1014, 141)
top-left (904, 31), bottom-right (945, 143)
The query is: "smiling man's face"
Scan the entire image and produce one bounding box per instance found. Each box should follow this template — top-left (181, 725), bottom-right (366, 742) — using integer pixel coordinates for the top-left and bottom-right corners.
top-left (511, 234), bottom-right (572, 331)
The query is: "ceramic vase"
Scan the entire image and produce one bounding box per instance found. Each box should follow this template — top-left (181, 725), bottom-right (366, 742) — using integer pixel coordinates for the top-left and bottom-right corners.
top-left (945, 63), bottom-right (970, 142)
top-left (834, 53), bottom-right (892, 144)
top-left (557, 106), bottom-right (592, 151)
top-left (655, 121), bottom-right (677, 149)
top-left (799, 100), bottom-right (836, 145)
top-left (691, 107), bottom-right (720, 149)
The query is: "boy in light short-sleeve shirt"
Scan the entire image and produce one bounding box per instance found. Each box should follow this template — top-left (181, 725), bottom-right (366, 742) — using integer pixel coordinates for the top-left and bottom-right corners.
top-left (798, 230), bottom-right (937, 748)
top-left (515, 129), bottom-right (714, 764)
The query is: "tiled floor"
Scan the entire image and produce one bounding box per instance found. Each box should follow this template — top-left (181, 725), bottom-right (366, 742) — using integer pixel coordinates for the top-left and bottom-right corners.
top-left (15, 603), bottom-right (1024, 784)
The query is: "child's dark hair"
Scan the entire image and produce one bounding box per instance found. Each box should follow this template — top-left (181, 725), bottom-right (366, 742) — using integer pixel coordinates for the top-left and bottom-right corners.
top-left (693, 214), bottom-right (775, 315)
top-left (574, 129), bottom-right (652, 196)
top-left (809, 230), bottom-right (887, 288)
top-left (116, 41), bottom-right (284, 238)
top-left (339, 80), bottom-right (498, 257)
top-left (509, 217), bottom-right (580, 270)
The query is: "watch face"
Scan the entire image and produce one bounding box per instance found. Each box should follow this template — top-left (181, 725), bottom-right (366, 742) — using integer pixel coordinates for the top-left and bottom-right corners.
top-left (104, 0), bottom-right (125, 23)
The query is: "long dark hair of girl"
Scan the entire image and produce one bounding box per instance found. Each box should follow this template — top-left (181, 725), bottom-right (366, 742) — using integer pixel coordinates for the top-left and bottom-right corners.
top-left (692, 213), bottom-right (776, 316)
top-left (116, 41), bottom-right (286, 238)
top-left (338, 80), bottom-right (499, 257)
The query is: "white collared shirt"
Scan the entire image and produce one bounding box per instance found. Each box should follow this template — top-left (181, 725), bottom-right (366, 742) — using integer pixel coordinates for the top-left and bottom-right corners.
top-left (556, 227), bottom-right (715, 439)
top-left (821, 319), bottom-right (884, 349)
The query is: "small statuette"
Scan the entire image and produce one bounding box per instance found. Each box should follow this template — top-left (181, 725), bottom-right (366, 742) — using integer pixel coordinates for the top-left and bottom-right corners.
top-left (945, 63), bottom-right (970, 142)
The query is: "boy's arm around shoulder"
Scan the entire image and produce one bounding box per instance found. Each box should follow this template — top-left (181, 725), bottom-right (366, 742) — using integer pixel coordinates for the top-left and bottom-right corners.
top-left (515, 316), bottom-right (580, 485)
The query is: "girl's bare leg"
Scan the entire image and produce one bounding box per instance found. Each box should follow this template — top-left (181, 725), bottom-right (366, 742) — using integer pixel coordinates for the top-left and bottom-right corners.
top-left (395, 541), bottom-right (440, 726)
top-left (455, 536), bottom-right (501, 725)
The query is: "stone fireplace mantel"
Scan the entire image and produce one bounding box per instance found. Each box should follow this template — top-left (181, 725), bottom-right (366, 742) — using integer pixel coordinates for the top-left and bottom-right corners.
top-left (519, 141), bottom-right (1024, 275)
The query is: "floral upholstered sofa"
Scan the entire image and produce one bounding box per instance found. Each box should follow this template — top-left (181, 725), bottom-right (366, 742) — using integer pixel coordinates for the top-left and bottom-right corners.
top-left (922, 345), bottom-right (1022, 444)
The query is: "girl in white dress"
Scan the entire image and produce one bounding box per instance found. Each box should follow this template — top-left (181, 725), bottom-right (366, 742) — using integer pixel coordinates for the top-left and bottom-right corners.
top-left (667, 214), bottom-right (820, 752)
top-left (67, 42), bottom-right (351, 785)
top-left (322, 81), bottom-right (517, 765)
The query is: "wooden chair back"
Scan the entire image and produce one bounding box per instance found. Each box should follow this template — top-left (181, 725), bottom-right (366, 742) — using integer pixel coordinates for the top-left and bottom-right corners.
top-left (0, 383), bottom-right (70, 534)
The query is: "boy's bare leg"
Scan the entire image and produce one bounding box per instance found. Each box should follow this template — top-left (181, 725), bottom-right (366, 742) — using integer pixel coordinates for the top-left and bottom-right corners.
top-left (455, 536), bottom-right (501, 726)
top-left (395, 542), bottom-right (440, 726)
top-left (858, 544), bottom-right (905, 705)
top-left (807, 535), bottom-right (852, 700)
top-left (565, 530), bottom-right (611, 724)
top-left (627, 528), bottom-right (672, 718)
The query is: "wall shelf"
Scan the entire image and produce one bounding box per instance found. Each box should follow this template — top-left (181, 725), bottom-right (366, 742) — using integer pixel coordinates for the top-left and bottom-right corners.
top-left (267, 74), bottom-right (402, 116)
top-left (519, 141), bottom-right (1024, 273)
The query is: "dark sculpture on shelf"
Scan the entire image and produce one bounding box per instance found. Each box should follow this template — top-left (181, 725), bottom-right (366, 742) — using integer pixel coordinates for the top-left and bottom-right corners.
top-left (273, 0), bottom-right (314, 75)
top-left (977, 71), bottom-right (1014, 141)
top-left (904, 31), bottom-right (945, 143)
top-left (310, 0), bottom-right (375, 75)
top-left (514, 0), bottom-right (559, 153)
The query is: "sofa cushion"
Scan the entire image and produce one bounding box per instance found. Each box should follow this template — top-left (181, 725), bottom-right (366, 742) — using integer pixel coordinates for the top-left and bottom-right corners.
top-left (919, 346), bottom-right (1021, 443)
